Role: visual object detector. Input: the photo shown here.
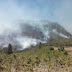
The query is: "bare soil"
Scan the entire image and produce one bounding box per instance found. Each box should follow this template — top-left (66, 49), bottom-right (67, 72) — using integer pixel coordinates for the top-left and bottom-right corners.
top-left (54, 47), bottom-right (72, 51)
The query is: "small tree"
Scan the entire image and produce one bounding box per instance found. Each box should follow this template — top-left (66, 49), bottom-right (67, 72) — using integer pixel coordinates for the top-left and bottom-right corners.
top-left (39, 42), bottom-right (42, 49)
top-left (7, 44), bottom-right (13, 54)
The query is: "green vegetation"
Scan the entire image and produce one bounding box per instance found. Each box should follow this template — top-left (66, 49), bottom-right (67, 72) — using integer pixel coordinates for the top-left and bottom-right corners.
top-left (39, 42), bottom-right (42, 49)
top-left (0, 41), bottom-right (72, 72)
top-left (7, 44), bottom-right (13, 54)
top-left (58, 46), bottom-right (64, 51)
top-left (47, 38), bottom-right (72, 47)
top-left (64, 51), bottom-right (68, 55)
top-left (49, 47), bottom-right (54, 51)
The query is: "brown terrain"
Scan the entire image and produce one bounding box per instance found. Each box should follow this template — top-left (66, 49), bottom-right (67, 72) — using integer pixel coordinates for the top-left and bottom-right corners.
top-left (54, 47), bottom-right (72, 56)
top-left (54, 47), bottom-right (72, 51)
top-left (33, 47), bottom-right (72, 72)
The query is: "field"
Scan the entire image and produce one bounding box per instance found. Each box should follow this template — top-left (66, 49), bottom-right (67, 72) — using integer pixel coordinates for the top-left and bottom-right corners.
top-left (0, 44), bottom-right (72, 72)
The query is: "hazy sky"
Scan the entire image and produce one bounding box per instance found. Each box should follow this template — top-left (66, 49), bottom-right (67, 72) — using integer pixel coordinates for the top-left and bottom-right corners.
top-left (0, 0), bottom-right (72, 33)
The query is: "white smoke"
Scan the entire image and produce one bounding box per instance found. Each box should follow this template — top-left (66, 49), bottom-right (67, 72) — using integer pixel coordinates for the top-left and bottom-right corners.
top-left (0, 20), bottom-right (71, 49)
top-left (17, 37), bottom-right (40, 49)
top-left (0, 21), bottom-right (47, 49)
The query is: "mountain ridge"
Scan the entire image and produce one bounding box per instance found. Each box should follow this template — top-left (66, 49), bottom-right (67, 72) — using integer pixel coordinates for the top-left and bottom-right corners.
top-left (0, 21), bottom-right (72, 49)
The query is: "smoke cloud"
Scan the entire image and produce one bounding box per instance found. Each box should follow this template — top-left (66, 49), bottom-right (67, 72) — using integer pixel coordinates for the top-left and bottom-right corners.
top-left (0, 0), bottom-right (72, 49)
top-left (0, 20), bottom-right (71, 49)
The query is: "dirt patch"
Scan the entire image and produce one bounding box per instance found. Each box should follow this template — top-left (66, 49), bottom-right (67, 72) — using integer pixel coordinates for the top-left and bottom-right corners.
top-left (54, 47), bottom-right (72, 51)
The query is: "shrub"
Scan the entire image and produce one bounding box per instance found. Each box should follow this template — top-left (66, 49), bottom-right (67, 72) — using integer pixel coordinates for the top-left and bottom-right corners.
top-left (44, 59), bottom-right (47, 62)
top-left (64, 51), bottom-right (68, 55)
top-left (49, 47), bottom-right (54, 51)
top-left (35, 59), bottom-right (40, 65)
top-left (0, 58), bottom-right (2, 63)
top-left (58, 46), bottom-right (64, 51)
top-left (13, 55), bottom-right (16, 59)
top-left (35, 57), bottom-right (39, 59)
top-left (35, 57), bottom-right (40, 65)
top-left (27, 57), bottom-right (31, 64)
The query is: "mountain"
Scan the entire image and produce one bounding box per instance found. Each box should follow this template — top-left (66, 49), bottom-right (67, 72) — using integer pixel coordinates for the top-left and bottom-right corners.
top-left (20, 23), bottom-right (45, 40)
top-left (0, 21), bottom-right (72, 49)
top-left (43, 22), bottom-right (72, 39)
top-left (20, 21), bottom-right (72, 40)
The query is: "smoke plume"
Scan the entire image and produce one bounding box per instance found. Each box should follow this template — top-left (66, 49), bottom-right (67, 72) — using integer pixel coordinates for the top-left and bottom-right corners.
top-left (0, 20), bottom-right (72, 49)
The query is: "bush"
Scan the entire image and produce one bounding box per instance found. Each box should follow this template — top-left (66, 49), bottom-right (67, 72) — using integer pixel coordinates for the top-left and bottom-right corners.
top-left (35, 57), bottom-right (39, 59)
top-left (64, 51), bottom-right (68, 55)
top-left (27, 57), bottom-right (31, 64)
top-left (58, 46), bottom-right (64, 51)
top-left (49, 47), bottom-right (54, 51)
top-left (13, 55), bottom-right (16, 59)
top-left (35, 57), bottom-right (40, 65)
top-left (0, 58), bottom-right (2, 63)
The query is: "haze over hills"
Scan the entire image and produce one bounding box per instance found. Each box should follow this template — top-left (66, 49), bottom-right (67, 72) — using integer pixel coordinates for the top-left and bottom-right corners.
top-left (0, 21), bottom-right (72, 49)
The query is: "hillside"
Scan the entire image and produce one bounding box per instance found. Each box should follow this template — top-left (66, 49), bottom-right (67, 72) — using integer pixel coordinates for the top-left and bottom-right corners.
top-left (0, 21), bottom-right (72, 49)
top-left (0, 0), bottom-right (72, 72)
top-left (0, 21), bottom-right (72, 72)
top-left (0, 44), bottom-right (72, 72)
top-left (47, 38), bottom-right (72, 47)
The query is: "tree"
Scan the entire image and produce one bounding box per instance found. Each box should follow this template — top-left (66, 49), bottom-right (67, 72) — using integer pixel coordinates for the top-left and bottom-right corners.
top-left (7, 44), bottom-right (13, 54)
top-left (39, 42), bottom-right (42, 49)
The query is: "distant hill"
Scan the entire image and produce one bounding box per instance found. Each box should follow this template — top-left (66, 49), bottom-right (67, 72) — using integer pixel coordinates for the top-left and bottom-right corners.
top-left (44, 22), bottom-right (72, 39)
top-left (0, 21), bottom-right (72, 49)
top-left (19, 21), bottom-right (72, 40)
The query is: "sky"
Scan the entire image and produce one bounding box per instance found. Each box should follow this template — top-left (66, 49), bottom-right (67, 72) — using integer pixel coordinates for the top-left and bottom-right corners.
top-left (0, 0), bottom-right (72, 33)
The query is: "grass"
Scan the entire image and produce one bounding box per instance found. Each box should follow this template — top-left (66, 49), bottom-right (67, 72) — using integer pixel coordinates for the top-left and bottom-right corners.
top-left (0, 44), bottom-right (72, 72)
